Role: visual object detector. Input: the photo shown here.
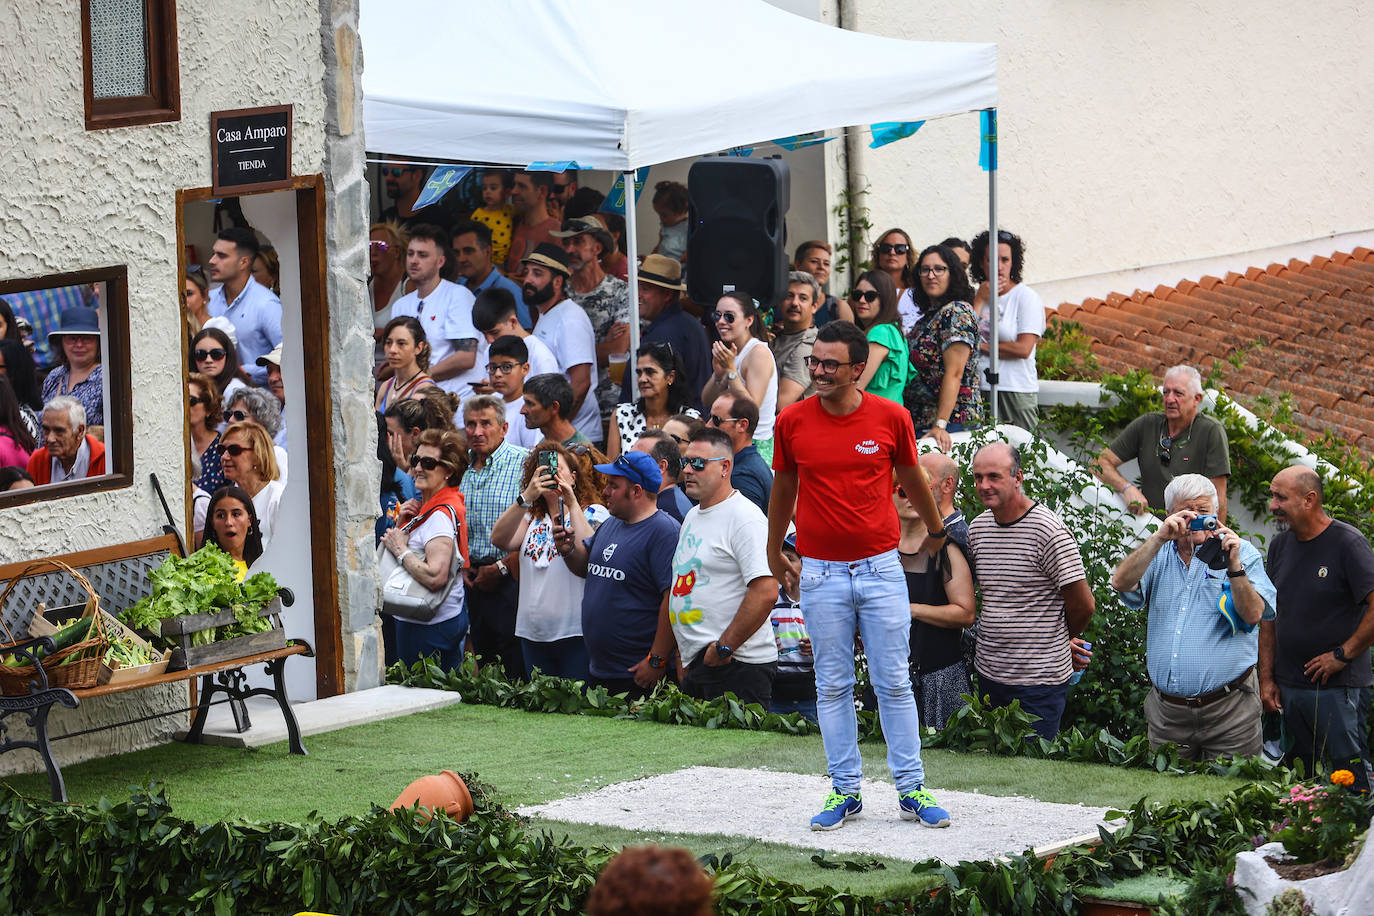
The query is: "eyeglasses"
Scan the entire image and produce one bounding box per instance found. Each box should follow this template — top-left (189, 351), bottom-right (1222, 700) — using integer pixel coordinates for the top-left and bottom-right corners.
top-left (226, 409), bottom-right (250, 422)
top-left (877, 243), bottom-right (909, 255)
top-left (381, 167), bottom-right (406, 177)
top-left (1158, 434), bottom-right (1173, 466)
top-left (684, 455), bottom-right (727, 471)
top-left (708, 414), bottom-right (742, 427)
top-left (997, 230), bottom-right (1014, 242)
top-left (187, 264), bottom-right (205, 276)
top-left (194, 348), bottom-right (228, 362)
top-left (668, 434), bottom-right (688, 446)
top-left (804, 355), bottom-right (853, 373)
top-left (917, 265), bottom-right (949, 277)
top-left (894, 485), bottom-right (908, 498)
top-left (710, 311), bottom-right (738, 324)
top-left (369, 240), bottom-right (391, 253)
top-left (486, 361), bottom-right (522, 375)
top-left (222, 444), bottom-right (250, 457)
top-left (187, 395), bottom-right (207, 407)
top-left (409, 454), bottom-right (447, 471)
top-left (569, 444), bottom-right (593, 457)
top-left (849, 289), bottom-right (880, 304)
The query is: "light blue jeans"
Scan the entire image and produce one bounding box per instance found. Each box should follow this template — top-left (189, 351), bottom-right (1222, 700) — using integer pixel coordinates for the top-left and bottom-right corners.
top-left (801, 550), bottom-right (924, 795)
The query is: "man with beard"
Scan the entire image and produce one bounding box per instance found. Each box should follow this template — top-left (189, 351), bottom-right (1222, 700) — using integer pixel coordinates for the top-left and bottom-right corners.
top-left (1261, 465), bottom-right (1374, 794)
top-left (773, 270), bottom-right (822, 410)
top-left (523, 244), bottom-right (603, 445)
top-left (553, 216), bottom-right (630, 427)
top-left (615, 254), bottom-right (710, 410)
top-left (381, 163), bottom-right (450, 234)
top-left (505, 172), bottom-right (560, 275)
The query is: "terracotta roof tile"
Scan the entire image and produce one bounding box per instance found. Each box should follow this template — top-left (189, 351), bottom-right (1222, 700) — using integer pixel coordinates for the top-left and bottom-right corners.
top-left (1065, 250), bottom-right (1374, 455)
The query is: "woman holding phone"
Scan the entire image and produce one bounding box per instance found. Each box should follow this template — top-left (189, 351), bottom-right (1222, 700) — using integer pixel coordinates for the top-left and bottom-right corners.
top-left (490, 440), bottom-right (609, 681)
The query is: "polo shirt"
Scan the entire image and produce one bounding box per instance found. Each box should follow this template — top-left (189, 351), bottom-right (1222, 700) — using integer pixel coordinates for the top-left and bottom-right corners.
top-left (391, 279), bottom-right (487, 402)
top-left (1117, 538), bottom-right (1275, 697)
top-left (459, 268), bottom-right (532, 331)
top-left (1109, 412), bottom-right (1230, 512)
top-left (208, 278), bottom-right (282, 385)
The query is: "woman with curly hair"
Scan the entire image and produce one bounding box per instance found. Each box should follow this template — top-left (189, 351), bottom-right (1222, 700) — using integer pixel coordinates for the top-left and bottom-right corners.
top-left (606, 341), bottom-right (701, 460)
top-left (903, 244), bottom-right (984, 451)
top-left (490, 440), bottom-right (610, 681)
top-left (970, 229), bottom-right (1044, 432)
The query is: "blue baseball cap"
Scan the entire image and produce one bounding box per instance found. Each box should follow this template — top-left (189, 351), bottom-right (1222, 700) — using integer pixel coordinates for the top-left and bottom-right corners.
top-left (594, 451), bottom-right (662, 493)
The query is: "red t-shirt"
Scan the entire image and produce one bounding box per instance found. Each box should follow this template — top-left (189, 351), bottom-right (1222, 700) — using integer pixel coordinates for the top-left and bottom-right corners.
top-left (772, 392), bottom-right (918, 561)
top-left (505, 217), bottom-right (560, 275)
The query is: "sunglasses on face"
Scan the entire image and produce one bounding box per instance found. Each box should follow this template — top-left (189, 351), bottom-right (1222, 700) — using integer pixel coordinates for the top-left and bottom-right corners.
top-left (877, 243), bottom-right (909, 255)
top-left (409, 454), bottom-right (447, 471)
top-left (222, 444), bottom-right (250, 457)
top-left (369, 240), bottom-right (391, 253)
top-left (486, 361), bottom-right (522, 376)
top-left (226, 409), bottom-right (250, 422)
top-left (849, 289), bottom-right (880, 303)
top-left (381, 167), bottom-right (406, 177)
top-left (194, 348), bottom-right (227, 362)
top-left (804, 355), bottom-right (852, 373)
top-left (553, 183), bottom-right (570, 193)
top-left (707, 414), bottom-right (741, 427)
top-left (894, 484), bottom-right (908, 498)
top-left (710, 311), bottom-right (738, 324)
top-left (917, 265), bottom-right (949, 277)
top-left (188, 395), bottom-right (207, 407)
top-left (684, 456), bottom-right (727, 471)
top-left (668, 434), bottom-right (688, 446)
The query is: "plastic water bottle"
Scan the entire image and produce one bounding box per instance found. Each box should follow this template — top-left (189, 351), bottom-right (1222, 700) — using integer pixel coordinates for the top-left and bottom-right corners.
top-left (1068, 641), bottom-right (1092, 686)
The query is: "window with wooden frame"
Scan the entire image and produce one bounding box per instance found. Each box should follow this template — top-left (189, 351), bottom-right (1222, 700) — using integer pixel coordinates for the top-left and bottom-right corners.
top-left (81, 0), bottom-right (181, 130)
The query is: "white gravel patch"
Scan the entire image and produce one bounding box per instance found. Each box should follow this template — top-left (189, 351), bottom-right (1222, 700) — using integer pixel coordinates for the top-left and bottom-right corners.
top-left (519, 766), bottom-right (1116, 864)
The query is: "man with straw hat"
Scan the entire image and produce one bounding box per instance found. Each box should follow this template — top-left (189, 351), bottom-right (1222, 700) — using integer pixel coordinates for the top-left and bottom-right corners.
top-left (615, 253), bottom-right (710, 411)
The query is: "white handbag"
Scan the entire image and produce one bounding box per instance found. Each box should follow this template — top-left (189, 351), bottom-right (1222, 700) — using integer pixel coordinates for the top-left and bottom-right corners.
top-left (377, 505), bottom-right (462, 621)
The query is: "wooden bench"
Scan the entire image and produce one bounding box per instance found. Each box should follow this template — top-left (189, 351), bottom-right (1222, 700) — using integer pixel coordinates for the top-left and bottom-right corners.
top-left (0, 534), bottom-right (314, 802)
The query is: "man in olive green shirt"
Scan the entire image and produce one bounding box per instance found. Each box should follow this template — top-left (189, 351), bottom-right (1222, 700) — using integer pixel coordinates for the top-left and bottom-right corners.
top-left (1092, 364), bottom-right (1230, 519)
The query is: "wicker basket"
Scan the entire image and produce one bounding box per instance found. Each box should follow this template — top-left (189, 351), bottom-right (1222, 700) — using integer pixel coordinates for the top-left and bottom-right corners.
top-left (0, 559), bottom-right (109, 695)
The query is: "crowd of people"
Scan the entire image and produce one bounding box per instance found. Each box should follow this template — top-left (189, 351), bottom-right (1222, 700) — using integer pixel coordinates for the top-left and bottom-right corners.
top-left (168, 169), bottom-right (1371, 833)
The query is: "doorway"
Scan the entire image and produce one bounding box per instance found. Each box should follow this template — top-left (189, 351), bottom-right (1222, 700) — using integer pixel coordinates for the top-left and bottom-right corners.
top-left (176, 176), bottom-right (343, 700)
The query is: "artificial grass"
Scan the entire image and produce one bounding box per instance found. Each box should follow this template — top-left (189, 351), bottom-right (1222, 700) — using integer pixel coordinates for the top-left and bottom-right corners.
top-left (3, 703), bottom-right (1247, 821)
top-left (2, 703), bottom-right (1250, 897)
top-left (1078, 872), bottom-right (1190, 904)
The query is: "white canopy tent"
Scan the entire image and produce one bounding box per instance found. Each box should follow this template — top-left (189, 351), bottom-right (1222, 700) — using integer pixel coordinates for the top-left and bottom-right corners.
top-left (361, 0), bottom-right (1009, 415)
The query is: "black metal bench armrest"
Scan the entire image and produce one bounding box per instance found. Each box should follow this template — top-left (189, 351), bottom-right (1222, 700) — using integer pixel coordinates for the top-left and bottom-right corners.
top-left (0, 635), bottom-right (58, 690)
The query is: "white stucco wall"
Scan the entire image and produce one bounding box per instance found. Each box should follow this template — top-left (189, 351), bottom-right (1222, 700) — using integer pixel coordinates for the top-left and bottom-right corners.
top-left (842, 0), bottom-right (1374, 303)
top-left (0, 0), bottom-right (328, 561)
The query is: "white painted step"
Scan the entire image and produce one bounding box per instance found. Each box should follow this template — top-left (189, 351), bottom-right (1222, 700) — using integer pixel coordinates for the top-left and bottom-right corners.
top-left (174, 685), bottom-right (462, 748)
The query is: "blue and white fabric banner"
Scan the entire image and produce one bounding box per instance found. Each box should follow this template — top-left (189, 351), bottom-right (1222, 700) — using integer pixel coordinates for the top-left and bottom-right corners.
top-left (772, 131), bottom-right (832, 151)
top-left (980, 110), bottom-right (998, 171)
top-left (527, 160), bottom-right (580, 172)
top-left (868, 121), bottom-right (925, 149)
top-left (724, 145), bottom-right (755, 158)
top-left (413, 165), bottom-right (471, 210)
top-left (600, 167), bottom-right (651, 214)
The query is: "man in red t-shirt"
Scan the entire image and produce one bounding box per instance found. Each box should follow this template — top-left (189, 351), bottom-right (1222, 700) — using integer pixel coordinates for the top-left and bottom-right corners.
top-left (504, 172), bottom-right (561, 276)
top-left (768, 320), bottom-right (953, 831)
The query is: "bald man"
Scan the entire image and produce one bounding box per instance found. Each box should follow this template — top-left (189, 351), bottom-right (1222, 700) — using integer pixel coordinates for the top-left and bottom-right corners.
top-left (919, 451), bottom-right (968, 548)
top-left (1260, 465), bottom-right (1374, 794)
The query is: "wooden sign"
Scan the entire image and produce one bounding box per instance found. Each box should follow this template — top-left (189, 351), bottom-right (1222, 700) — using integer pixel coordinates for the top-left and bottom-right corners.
top-left (210, 105), bottom-right (293, 195)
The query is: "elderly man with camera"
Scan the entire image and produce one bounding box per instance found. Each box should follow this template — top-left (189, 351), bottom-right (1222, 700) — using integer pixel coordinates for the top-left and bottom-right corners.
top-left (1110, 473), bottom-right (1275, 760)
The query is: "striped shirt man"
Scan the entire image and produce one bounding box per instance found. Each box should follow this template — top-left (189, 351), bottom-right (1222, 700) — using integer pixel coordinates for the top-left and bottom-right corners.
top-left (969, 502), bottom-right (1087, 686)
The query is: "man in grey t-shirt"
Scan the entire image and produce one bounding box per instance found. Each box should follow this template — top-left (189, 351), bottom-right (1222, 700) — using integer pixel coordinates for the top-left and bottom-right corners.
top-left (772, 271), bottom-right (821, 410)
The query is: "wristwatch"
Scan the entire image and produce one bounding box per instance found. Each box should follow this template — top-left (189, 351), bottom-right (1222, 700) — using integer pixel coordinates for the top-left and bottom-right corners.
top-left (726, 370), bottom-right (739, 381)
top-left (714, 642), bottom-right (733, 660)
top-left (935, 418), bottom-right (949, 430)
top-left (928, 526), bottom-right (947, 539)
top-left (496, 559), bottom-right (510, 577)
top-left (1333, 645), bottom-right (1348, 663)
top-left (515, 493), bottom-right (528, 508)
top-left (647, 654), bottom-right (667, 670)
top-left (1226, 567), bottom-right (1246, 578)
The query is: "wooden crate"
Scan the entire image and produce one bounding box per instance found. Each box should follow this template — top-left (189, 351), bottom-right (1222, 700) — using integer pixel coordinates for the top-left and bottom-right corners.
top-left (155, 596), bottom-right (287, 670)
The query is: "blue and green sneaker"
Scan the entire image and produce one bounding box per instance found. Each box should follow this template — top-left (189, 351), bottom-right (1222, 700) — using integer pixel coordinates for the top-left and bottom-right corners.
top-left (898, 786), bottom-right (950, 828)
top-left (810, 791), bottom-right (862, 831)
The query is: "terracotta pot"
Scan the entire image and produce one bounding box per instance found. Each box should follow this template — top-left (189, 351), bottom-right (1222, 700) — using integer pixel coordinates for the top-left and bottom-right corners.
top-left (390, 770), bottom-right (474, 822)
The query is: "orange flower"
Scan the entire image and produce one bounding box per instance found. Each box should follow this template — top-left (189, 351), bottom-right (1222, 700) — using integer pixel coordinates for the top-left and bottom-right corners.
top-left (1331, 769), bottom-right (1355, 787)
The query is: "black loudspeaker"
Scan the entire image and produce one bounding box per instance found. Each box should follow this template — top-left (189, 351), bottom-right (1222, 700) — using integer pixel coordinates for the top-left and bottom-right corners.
top-left (686, 156), bottom-right (790, 308)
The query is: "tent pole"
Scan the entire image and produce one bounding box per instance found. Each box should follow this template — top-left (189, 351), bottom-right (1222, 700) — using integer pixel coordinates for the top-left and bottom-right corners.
top-left (986, 111), bottom-right (999, 426)
top-left (623, 170), bottom-right (641, 379)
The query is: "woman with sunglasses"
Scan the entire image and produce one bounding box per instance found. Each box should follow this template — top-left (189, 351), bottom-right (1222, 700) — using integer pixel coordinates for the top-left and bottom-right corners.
top-left (202, 485), bottom-right (265, 578)
top-left (702, 292), bottom-right (778, 461)
top-left (183, 269), bottom-right (212, 336)
top-left (490, 440), bottom-right (610, 680)
top-left (191, 325), bottom-right (248, 407)
top-left (219, 421), bottom-right (284, 548)
top-left (871, 228), bottom-right (920, 333)
top-left (847, 270), bottom-right (909, 405)
top-left (224, 386), bottom-right (289, 481)
top-left (0, 339), bottom-right (42, 442)
top-left (903, 245), bottom-right (983, 451)
top-left (970, 229), bottom-right (1044, 432)
top-left (606, 343), bottom-right (701, 461)
top-left (187, 371), bottom-right (226, 492)
top-left (379, 428), bottom-right (470, 670)
top-left (369, 222), bottom-right (409, 374)
top-left (375, 316), bottom-right (438, 413)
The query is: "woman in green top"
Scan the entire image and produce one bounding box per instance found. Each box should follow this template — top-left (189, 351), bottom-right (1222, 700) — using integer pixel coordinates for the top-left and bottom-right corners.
top-left (849, 269), bottom-right (910, 403)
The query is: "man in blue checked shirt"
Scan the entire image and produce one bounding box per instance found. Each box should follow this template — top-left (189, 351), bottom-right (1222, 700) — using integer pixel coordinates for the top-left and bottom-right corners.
top-left (1110, 473), bottom-right (1275, 760)
top-left (207, 226), bottom-right (282, 386)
